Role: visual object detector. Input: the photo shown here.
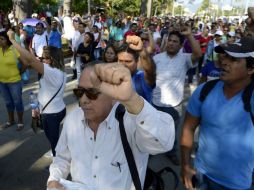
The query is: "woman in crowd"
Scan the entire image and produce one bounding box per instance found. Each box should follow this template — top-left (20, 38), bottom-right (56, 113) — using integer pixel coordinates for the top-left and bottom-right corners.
top-left (76, 32), bottom-right (99, 70)
top-left (103, 44), bottom-right (117, 63)
top-left (0, 31), bottom-right (24, 131)
top-left (7, 30), bottom-right (66, 157)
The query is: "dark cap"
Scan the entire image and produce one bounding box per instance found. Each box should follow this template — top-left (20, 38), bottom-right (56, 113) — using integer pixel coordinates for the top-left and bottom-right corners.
top-left (215, 37), bottom-right (254, 58)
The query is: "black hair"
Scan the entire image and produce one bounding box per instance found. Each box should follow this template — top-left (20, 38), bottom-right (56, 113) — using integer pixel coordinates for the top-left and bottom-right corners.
top-left (79, 22), bottom-right (86, 28)
top-left (246, 57), bottom-right (254, 69)
top-left (0, 31), bottom-right (12, 46)
top-left (130, 23), bottom-right (138, 27)
top-left (168, 31), bottom-right (185, 45)
top-left (103, 44), bottom-right (117, 63)
top-left (117, 43), bottom-right (139, 62)
top-left (84, 32), bottom-right (94, 43)
top-left (35, 22), bottom-right (44, 28)
top-left (42, 46), bottom-right (64, 71)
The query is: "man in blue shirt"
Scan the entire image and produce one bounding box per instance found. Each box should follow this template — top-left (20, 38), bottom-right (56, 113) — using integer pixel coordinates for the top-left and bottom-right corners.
top-left (117, 36), bottom-right (156, 103)
top-left (181, 37), bottom-right (254, 190)
top-left (49, 20), bottom-right (63, 66)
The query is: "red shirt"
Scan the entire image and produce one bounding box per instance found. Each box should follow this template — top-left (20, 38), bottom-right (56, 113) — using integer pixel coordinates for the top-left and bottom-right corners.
top-left (124, 30), bottom-right (137, 38)
top-left (199, 36), bottom-right (211, 54)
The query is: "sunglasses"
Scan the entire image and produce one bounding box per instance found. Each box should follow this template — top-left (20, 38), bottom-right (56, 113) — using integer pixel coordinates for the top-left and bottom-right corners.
top-left (73, 87), bottom-right (100, 100)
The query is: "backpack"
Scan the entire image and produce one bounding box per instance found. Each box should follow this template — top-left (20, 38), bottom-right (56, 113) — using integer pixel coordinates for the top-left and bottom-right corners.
top-left (115, 104), bottom-right (179, 190)
top-left (199, 79), bottom-right (254, 125)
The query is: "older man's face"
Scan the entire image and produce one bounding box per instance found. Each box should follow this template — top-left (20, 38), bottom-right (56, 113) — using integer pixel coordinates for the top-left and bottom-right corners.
top-left (78, 67), bottom-right (113, 122)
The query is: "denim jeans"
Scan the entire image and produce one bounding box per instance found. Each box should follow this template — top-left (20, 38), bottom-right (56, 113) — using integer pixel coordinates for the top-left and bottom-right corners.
top-left (195, 171), bottom-right (251, 190)
top-left (0, 81), bottom-right (24, 112)
top-left (41, 108), bottom-right (66, 156)
top-left (152, 104), bottom-right (182, 154)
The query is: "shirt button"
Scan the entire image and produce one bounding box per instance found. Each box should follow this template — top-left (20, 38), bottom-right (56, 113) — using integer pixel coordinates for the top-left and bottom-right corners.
top-left (90, 137), bottom-right (93, 140)
top-left (93, 175), bottom-right (96, 178)
top-left (155, 139), bottom-right (158, 142)
top-left (95, 156), bottom-right (98, 159)
top-left (108, 126), bottom-right (111, 130)
top-left (140, 121), bottom-right (144, 125)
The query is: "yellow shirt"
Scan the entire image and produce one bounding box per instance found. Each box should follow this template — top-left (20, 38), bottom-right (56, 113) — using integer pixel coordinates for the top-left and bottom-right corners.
top-left (0, 46), bottom-right (21, 83)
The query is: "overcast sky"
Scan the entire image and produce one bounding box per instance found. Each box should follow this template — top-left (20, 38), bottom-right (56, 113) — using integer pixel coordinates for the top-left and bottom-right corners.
top-left (183, 0), bottom-right (254, 13)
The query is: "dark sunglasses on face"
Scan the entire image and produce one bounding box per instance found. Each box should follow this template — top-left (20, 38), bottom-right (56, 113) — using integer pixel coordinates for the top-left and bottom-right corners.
top-left (73, 87), bottom-right (100, 100)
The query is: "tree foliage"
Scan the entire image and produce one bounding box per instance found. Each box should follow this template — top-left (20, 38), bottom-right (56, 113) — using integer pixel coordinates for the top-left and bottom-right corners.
top-left (197, 0), bottom-right (210, 14)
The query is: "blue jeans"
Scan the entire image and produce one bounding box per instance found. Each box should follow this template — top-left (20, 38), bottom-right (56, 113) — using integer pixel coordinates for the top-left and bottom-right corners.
top-left (41, 108), bottom-right (66, 156)
top-left (195, 171), bottom-right (251, 190)
top-left (0, 81), bottom-right (24, 112)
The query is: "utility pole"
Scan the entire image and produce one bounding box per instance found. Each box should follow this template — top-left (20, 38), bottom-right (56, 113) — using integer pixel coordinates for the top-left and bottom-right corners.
top-left (141, 0), bottom-right (147, 15)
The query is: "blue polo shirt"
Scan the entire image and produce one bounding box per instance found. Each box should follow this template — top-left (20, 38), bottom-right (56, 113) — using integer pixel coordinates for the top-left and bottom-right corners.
top-left (49, 30), bottom-right (62, 48)
top-left (187, 81), bottom-right (254, 189)
top-left (132, 70), bottom-right (155, 103)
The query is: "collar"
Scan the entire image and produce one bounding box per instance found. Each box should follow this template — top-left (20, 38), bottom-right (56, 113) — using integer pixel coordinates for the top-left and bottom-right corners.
top-left (80, 102), bottom-right (119, 130)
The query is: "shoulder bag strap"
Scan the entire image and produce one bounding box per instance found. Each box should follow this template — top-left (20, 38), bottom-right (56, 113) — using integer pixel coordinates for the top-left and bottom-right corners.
top-left (41, 74), bottom-right (64, 112)
top-left (115, 104), bottom-right (142, 190)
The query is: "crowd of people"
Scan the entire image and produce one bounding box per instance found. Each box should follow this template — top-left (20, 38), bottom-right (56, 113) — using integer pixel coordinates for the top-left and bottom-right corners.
top-left (0, 6), bottom-right (254, 190)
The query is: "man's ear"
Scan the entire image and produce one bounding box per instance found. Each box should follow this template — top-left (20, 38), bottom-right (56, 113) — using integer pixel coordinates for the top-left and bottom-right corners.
top-left (247, 65), bottom-right (254, 75)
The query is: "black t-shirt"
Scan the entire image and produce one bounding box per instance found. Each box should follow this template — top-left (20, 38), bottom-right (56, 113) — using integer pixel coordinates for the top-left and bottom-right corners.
top-left (77, 41), bottom-right (98, 64)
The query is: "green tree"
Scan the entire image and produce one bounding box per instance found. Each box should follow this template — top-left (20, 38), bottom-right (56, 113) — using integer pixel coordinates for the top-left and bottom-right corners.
top-left (197, 0), bottom-right (210, 15)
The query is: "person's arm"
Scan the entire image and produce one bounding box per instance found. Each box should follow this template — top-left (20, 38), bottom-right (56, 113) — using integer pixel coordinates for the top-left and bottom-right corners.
top-left (180, 112), bottom-right (200, 190)
top-left (199, 75), bottom-right (207, 84)
top-left (47, 118), bottom-right (71, 190)
top-left (7, 30), bottom-right (44, 74)
top-left (146, 30), bottom-right (155, 54)
top-left (90, 63), bottom-right (175, 153)
top-left (246, 7), bottom-right (254, 37)
top-left (181, 26), bottom-right (202, 64)
top-left (139, 49), bottom-right (156, 86)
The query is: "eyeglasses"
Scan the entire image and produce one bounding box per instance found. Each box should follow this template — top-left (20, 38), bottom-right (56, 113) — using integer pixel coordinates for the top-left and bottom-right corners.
top-left (73, 87), bottom-right (100, 100)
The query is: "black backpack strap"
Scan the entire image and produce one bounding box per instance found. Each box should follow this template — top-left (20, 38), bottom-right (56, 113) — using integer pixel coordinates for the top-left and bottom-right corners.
top-left (242, 80), bottom-right (254, 125)
top-left (157, 167), bottom-right (179, 190)
top-left (115, 104), bottom-right (142, 190)
top-left (46, 35), bottom-right (48, 46)
top-left (199, 79), bottom-right (220, 102)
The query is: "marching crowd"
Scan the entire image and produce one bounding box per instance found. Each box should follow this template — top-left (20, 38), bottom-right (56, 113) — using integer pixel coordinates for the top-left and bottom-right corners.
top-left (0, 6), bottom-right (254, 190)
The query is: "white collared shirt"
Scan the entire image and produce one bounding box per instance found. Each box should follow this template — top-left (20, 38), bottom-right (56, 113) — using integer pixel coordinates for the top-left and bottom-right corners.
top-left (152, 51), bottom-right (193, 107)
top-left (48, 100), bottom-right (175, 190)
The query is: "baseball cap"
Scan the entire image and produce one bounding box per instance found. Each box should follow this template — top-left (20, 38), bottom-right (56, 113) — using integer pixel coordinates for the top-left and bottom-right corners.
top-left (227, 31), bottom-right (235, 37)
top-left (215, 37), bottom-right (254, 58)
top-left (215, 30), bottom-right (223, 36)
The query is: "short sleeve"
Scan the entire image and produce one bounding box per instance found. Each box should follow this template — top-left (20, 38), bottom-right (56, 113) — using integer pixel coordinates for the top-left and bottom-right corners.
top-left (43, 64), bottom-right (64, 87)
top-left (186, 84), bottom-right (205, 117)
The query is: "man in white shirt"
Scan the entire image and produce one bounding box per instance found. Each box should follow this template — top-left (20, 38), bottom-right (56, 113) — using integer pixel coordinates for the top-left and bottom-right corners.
top-left (47, 62), bottom-right (175, 190)
top-left (31, 22), bottom-right (49, 59)
top-left (152, 27), bottom-right (202, 165)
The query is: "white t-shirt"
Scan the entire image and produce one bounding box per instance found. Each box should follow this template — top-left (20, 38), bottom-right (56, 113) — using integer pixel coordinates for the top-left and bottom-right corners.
top-left (152, 51), bottom-right (192, 107)
top-left (94, 21), bottom-right (102, 30)
top-left (63, 16), bottom-right (75, 40)
top-left (38, 64), bottom-right (66, 114)
top-left (32, 31), bottom-right (48, 57)
top-left (93, 32), bottom-right (101, 48)
top-left (153, 31), bottom-right (161, 42)
top-left (72, 30), bottom-right (83, 51)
